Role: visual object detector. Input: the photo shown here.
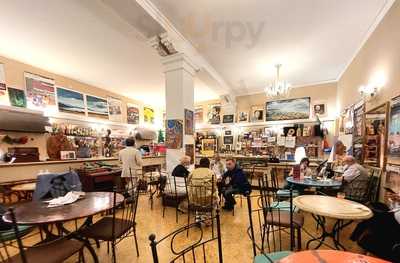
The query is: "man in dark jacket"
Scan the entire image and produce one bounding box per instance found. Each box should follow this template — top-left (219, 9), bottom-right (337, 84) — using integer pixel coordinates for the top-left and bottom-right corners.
top-left (220, 158), bottom-right (251, 210)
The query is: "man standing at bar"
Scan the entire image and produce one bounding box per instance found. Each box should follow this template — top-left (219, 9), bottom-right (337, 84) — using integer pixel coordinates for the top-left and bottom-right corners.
top-left (119, 137), bottom-right (143, 186)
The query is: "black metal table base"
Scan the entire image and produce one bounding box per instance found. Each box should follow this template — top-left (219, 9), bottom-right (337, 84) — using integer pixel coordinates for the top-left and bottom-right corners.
top-left (306, 214), bottom-right (353, 250)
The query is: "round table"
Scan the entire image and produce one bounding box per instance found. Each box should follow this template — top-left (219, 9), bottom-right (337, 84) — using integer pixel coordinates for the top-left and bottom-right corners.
top-left (293, 195), bottom-right (373, 250)
top-left (286, 176), bottom-right (342, 188)
top-left (279, 250), bottom-right (390, 263)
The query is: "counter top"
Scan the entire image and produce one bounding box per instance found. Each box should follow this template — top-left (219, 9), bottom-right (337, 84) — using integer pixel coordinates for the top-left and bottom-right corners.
top-left (0, 155), bottom-right (165, 167)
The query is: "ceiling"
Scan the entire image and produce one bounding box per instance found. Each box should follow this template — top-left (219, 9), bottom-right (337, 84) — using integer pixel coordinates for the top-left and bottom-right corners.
top-left (151, 0), bottom-right (392, 95)
top-left (0, 0), bottom-right (393, 106)
top-left (0, 0), bottom-right (220, 107)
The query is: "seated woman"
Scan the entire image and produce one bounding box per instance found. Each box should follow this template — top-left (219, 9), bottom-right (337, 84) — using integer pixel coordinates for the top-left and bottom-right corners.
top-left (172, 156), bottom-right (191, 178)
top-left (286, 157), bottom-right (313, 193)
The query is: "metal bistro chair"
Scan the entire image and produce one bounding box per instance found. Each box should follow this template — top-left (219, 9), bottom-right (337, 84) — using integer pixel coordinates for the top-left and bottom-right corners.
top-left (79, 172), bottom-right (140, 262)
top-left (162, 174), bottom-right (187, 223)
top-left (344, 167), bottom-right (381, 205)
top-left (247, 176), bottom-right (303, 263)
top-left (186, 175), bottom-right (218, 237)
top-left (0, 208), bottom-right (85, 263)
top-left (149, 210), bottom-right (223, 263)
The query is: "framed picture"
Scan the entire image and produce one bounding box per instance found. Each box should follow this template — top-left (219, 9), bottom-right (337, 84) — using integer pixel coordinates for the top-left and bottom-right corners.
top-left (195, 107), bottom-right (203, 124)
top-left (208, 104), bottom-right (221, 124)
top-left (266, 97), bottom-right (310, 121)
top-left (238, 111), bottom-right (249, 122)
top-left (25, 72), bottom-right (56, 110)
top-left (107, 97), bottom-right (123, 122)
top-left (251, 106), bottom-right (264, 122)
top-left (388, 95), bottom-right (400, 164)
top-left (127, 104), bottom-right (140, 124)
top-left (184, 109), bottom-right (194, 135)
top-left (56, 87), bottom-right (85, 114)
top-left (0, 64), bottom-right (7, 105)
top-left (313, 103), bottom-right (327, 117)
top-left (8, 87), bottom-right (26, 108)
top-left (86, 94), bottom-right (108, 118)
top-left (144, 106), bottom-right (155, 124)
top-left (222, 114), bottom-right (235, 123)
top-left (223, 136), bottom-right (234, 145)
top-left (225, 130), bottom-right (232, 136)
top-left (185, 144), bottom-right (195, 164)
top-left (166, 119), bottom-right (183, 149)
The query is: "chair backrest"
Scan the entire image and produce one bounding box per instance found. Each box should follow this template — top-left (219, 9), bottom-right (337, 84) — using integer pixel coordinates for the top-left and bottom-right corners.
top-left (149, 211), bottom-right (223, 263)
top-left (186, 173), bottom-right (216, 211)
top-left (246, 175), bottom-right (295, 260)
top-left (112, 169), bottom-right (140, 241)
top-left (0, 208), bottom-right (27, 263)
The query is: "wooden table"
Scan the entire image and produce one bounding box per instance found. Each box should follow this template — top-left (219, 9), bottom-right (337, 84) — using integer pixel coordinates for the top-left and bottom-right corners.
top-left (3, 192), bottom-right (124, 262)
top-left (278, 250), bottom-right (390, 263)
top-left (294, 195), bottom-right (373, 250)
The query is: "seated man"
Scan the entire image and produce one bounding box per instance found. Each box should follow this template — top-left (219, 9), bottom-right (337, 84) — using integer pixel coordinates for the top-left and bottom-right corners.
top-left (220, 158), bottom-right (251, 211)
top-left (336, 155), bottom-right (369, 199)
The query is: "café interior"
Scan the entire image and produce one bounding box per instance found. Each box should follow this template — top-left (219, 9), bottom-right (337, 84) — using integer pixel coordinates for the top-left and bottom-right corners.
top-left (0, 1), bottom-right (400, 263)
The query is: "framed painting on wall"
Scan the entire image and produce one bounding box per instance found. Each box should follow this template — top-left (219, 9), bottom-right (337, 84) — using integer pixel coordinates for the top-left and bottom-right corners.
top-left (8, 87), bottom-right (26, 108)
top-left (166, 119), bottom-right (183, 149)
top-left (107, 97), bottom-right (123, 122)
top-left (185, 144), bottom-right (195, 164)
top-left (313, 102), bottom-right (327, 117)
top-left (144, 106), bottom-right (155, 124)
top-left (86, 95), bottom-right (109, 118)
top-left (127, 104), bottom-right (140, 124)
top-left (25, 72), bottom-right (56, 111)
top-left (388, 95), bottom-right (400, 165)
top-left (238, 111), bottom-right (249, 122)
top-left (222, 114), bottom-right (235, 124)
top-left (56, 87), bottom-right (85, 114)
top-left (266, 97), bottom-right (310, 121)
top-left (184, 109), bottom-right (194, 135)
top-left (251, 106), bottom-right (264, 122)
top-left (0, 64), bottom-right (7, 105)
top-left (208, 104), bottom-right (221, 124)
top-left (194, 107), bottom-right (203, 124)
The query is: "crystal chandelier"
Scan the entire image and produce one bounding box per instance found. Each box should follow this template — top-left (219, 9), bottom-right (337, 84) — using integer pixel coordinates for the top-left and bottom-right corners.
top-left (265, 64), bottom-right (291, 98)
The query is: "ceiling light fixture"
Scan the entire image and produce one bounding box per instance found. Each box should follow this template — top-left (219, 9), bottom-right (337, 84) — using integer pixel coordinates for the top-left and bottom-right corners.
top-left (265, 64), bottom-right (291, 98)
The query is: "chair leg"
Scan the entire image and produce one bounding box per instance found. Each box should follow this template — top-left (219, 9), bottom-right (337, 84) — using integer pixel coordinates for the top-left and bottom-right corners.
top-left (297, 228), bottom-right (302, 251)
top-left (112, 242), bottom-right (116, 263)
top-left (187, 209), bottom-right (191, 237)
top-left (95, 239), bottom-right (100, 248)
top-left (133, 226), bottom-right (140, 257)
top-left (107, 241), bottom-right (110, 254)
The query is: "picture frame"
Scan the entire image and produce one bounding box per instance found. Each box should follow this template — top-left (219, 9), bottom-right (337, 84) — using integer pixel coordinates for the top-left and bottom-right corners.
top-left (222, 114), bottom-right (235, 124)
top-left (86, 94), bottom-right (109, 118)
top-left (313, 102), bottom-right (327, 117)
top-left (56, 87), bottom-right (85, 114)
top-left (184, 109), bottom-right (194, 135)
top-left (208, 104), bottom-right (221, 124)
top-left (251, 105), bottom-right (264, 122)
top-left (166, 119), bottom-right (183, 149)
top-left (266, 97), bottom-right (310, 121)
top-left (223, 136), bottom-right (234, 145)
top-left (238, 111), bottom-right (249, 122)
top-left (8, 87), bottom-right (26, 108)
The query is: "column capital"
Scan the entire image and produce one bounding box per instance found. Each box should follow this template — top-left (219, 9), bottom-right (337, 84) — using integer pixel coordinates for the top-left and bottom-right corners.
top-left (161, 53), bottom-right (199, 76)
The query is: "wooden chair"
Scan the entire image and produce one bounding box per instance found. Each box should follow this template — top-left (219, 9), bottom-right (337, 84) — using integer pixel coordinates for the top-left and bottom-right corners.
top-left (162, 174), bottom-right (187, 223)
top-left (0, 208), bottom-right (85, 263)
top-left (149, 210), bottom-right (223, 263)
top-left (79, 172), bottom-right (140, 262)
top-left (247, 176), bottom-right (303, 262)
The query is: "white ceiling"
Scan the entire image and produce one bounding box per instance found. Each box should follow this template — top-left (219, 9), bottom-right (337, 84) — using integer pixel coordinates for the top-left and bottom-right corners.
top-left (0, 0), bottom-right (220, 107)
top-left (151, 0), bottom-right (392, 95)
top-left (0, 0), bottom-right (393, 105)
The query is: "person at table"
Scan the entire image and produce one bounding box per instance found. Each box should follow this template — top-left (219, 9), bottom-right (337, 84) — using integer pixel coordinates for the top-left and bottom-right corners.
top-left (187, 157), bottom-right (218, 224)
top-left (290, 157), bottom-right (312, 178)
top-left (119, 137), bottom-right (143, 186)
top-left (171, 156), bottom-right (191, 178)
top-left (220, 158), bottom-right (251, 211)
top-left (336, 155), bottom-right (369, 197)
top-left (212, 154), bottom-right (225, 179)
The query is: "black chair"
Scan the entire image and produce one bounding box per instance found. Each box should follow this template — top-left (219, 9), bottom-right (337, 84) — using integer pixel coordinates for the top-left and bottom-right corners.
top-left (0, 208), bottom-right (85, 263)
top-left (162, 174), bottom-right (187, 223)
top-left (149, 210), bottom-right (223, 263)
top-left (79, 172), bottom-right (140, 262)
top-left (246, 175), bottom-right (303, 262)
top-left (186, 174), bottom-right (218, 237)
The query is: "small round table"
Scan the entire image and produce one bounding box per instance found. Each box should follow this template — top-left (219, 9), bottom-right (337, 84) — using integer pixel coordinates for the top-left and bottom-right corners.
top-left (279, 250), bottom-right (390, 263)
top-left (293, 195), bottom-right (373, 250)
top-left (3, 192), bottom-right (124, 263)
top-left (286, 176), bottom-right (342, 188)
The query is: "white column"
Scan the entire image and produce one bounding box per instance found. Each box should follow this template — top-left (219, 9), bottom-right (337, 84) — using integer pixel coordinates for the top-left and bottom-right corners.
top-left (161, 53), bottom-right (197, 173)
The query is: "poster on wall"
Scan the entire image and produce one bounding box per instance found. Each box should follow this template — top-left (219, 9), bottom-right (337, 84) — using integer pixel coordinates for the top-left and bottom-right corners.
top-left (127, 103), bottom-right (140, 124)
top-left (266, 97), bottom-right (310, 121)
top-left (184, 109), bottom-right (194, 135)
top-left (25, 72), bottom-right (56, 110)
top-left (185, 144), bottom-right (195, 164)
top-left (0, 64), bottom-right (7, 105)
top-left (56, 87), bottom-right (85, 114)
top-left (208, 104), bottom-right (221, 124)
top-left (86, 95), bottom-right (108, 118)
top-left (388, 96), bottom-right (400, 164)
top-left (107, 97), bottom-right (123, 122)
top-left (166, 119), bottom-right (183, 149)
top-left (195, 107), bottom-right (203, 124)
top-left (8, 87), bottom-right (26, 108)
top-left (144, 106), bottom-right (155, 124)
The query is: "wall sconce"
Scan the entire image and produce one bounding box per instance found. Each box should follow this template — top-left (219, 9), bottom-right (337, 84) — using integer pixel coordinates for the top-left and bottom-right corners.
top-left (359, 84), bottom-right (379, 101)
